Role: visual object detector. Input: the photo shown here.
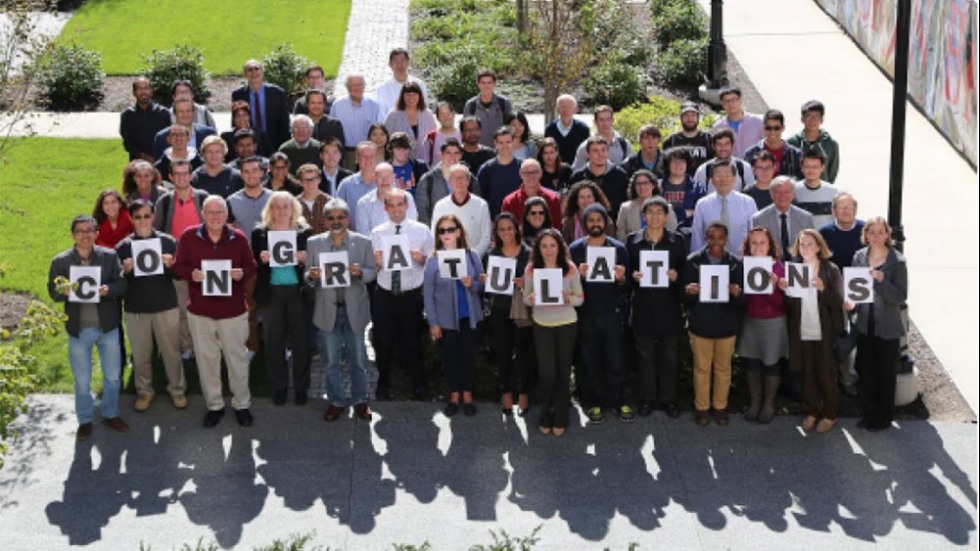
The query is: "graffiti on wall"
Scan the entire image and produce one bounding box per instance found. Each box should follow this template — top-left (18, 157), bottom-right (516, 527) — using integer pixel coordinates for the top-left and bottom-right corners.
top-left (815, 0), bottom-right (978, 167)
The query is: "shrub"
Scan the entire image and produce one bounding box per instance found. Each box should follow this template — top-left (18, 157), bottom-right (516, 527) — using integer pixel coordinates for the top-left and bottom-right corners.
top-left (140, 44), bottom-right (211, 106)
top-left (261, 44), bottom-right (313, 100)
top-left (652, 0), bottom-right (708, 50)
top-left (583, 61), bottom-right (648, 111)
top-left (35, 43), bottom-right (104, 111)
top-left (658, 38), bottom-right (708, 87)
top-left (615, 95), bottom-right (717, 148)
top-left (426, 55), bottom-right (480, 111)
top-left (591, 0), bottom-right (654, 68)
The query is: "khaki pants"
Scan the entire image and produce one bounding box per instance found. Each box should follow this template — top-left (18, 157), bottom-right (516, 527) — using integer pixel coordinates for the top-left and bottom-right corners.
top-left (173, 280), bottom-right (194, 353)
top-left (690, 334), bottom-right (736, 412)
top-left (125, 308), bottom-right (186, 397)
top-left (188, 311), bottom-right (251, 411)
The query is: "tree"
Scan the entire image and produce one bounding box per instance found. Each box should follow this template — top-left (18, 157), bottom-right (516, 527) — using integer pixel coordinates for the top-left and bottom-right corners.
top-left (521, 0), bottom-right (594, 123)
top-left (0, 1), bottom-right (57, 162)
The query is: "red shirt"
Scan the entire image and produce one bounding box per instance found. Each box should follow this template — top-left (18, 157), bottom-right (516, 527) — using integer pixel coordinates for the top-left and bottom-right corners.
top-left (500, 186), bottom-right (562, 229)
top-left (171, 192), bottom-right (202, 239)
top-left (172, 224), bottom-right (257, 319)
top-left (96, 210), bottom-right (134, 249)
top-left (764, 142), bottom-right (786, 176)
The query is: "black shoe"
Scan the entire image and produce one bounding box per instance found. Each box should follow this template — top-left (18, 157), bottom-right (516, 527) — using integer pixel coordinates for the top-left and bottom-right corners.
top-left (295, 390), bottom-right (308, 406)
top-left (637, 401), bottom-right (655, 417)
top-left (444, 402), bottom-right (459, 417)
top-left (203, 409), bottom-right (224, 428)
top-left (463, 402), bottom-right (477, 417)
top-left (234, 409), bottom-right (253, 427)
top-left (663, 404), bottom-right (680, 419)
top-left (273, 389), bottom-right (287, 406)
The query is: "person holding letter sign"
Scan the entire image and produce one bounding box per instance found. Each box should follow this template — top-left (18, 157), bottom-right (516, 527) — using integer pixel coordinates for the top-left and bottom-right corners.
top-left (172, 196), bottom-right (258, 428)
top-left (306, 198), bottom-right (377, 422)
top-left (736, 227), bottom-right (788, 423)
top-left (626, 197), bottom-right (687, 418)
top-left (780, 229), bottom-right (843, 434)
top-left (847, 217), bottom-right (908, 432)
top-left (569, 203), bottom-right (633, 424)
top-left (424, 215), bottom-right (486, 417)
top-left (682, 222), bottom-right (744, 427)
top-left (48, 215), bottom-right (129, 441)
top-left (251, 192), bottom-right (314, 406)
top-left (482, 212), bottom-right (534, 416)
top-left (522, 229), bottom-right (584, 437)
top-left (370, 188), bottom-right (435, 400)
top-left (115, 200), bottom-right (187, 412)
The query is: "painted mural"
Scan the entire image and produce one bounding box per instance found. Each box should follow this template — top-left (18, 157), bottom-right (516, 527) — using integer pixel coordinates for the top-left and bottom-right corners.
top-left (815, 0), bottom-right (978, 167)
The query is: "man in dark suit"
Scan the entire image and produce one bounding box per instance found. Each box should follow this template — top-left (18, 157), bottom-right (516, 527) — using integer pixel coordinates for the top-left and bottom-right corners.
top-left (152, 97), bottom-right (215, 160)
top-left (232, 59), bottom-right (291, 150)
top-left (751, 176), bottom-right (814, 260)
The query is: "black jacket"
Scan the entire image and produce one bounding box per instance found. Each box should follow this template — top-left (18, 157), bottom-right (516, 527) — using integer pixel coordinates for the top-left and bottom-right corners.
top-left (250, 225), bottom-right (313, 306)
top-left (626, 229), bottom-right (687, 337)
top-left (48, 246), bottom-right (126, 337)
top-left (682, 248), bottom-right (744, 338)
top-left (115, 230), bottom-right (179, 313)
top-left (232, 84), bottom-right (291, 150)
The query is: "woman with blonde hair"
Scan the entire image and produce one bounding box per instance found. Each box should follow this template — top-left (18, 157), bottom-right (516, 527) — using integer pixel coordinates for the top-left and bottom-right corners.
top-left (251, 191), bottom-right (314, 405)
top-left (781, 228), bottom-right (843, 433)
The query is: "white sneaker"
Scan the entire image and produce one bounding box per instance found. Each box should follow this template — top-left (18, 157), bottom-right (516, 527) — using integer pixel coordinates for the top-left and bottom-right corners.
top-left (181, 350), bottom-right (195, 362)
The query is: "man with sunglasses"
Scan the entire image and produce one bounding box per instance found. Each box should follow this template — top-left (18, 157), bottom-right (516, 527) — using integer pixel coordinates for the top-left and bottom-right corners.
top-left (743, 109), bottom-right (803, 180)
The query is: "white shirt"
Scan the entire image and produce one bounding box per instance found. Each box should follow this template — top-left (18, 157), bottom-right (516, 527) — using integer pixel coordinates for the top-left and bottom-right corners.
top-left (690, 191), bottom-right (758, 256)
top-left (371, 218), bottom-right (434, 291)
top-left (357, 190), bottom-right (418, 237)
top-left (430, 194), bottom-right (492, 257)
top-left (376, 76), bottom-right (431, 117)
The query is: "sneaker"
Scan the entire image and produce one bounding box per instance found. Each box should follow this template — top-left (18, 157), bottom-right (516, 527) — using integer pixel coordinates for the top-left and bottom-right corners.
top-left (171, 394), bottom-right (188, 410)
top-left (203, 409), bottom-right (225, 428)
top-left (134, 393), bottom-right (152, 412)
top-left (354, 403), bottom-right (373, 421)
top-left (76, 423), bottom-right (93, 441)
top-left (618, 405), bottom-right (636, 423)
top-left (587, 406), bottom-right (604, 424)
top-left (181, 350), bottom-right (195, 363)
top-left (234, 408), bottom-right (254, 427)
top-left (101, 417), bottom-right (130, 433)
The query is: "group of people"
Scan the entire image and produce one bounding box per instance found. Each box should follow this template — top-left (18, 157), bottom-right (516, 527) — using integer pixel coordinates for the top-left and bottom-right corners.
top-left (52, 50), bottom-right (907, 441)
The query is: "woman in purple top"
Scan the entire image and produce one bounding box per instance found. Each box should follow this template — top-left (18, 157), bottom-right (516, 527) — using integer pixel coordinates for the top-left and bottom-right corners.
top-left (737, 227), bottom-right (788, 423)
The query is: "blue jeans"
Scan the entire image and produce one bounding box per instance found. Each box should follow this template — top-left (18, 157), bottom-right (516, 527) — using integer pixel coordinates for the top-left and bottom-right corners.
top-left (68, 327), bottom-right (121, 423)
top-left (317, 307), bottom-right (369, 407)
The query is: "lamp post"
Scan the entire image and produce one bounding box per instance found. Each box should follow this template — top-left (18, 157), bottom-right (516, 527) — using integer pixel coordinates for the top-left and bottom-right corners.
top-left (888, 0), bottom-right (910, 252)
top-left (699, 0), bottom-right (729, 105)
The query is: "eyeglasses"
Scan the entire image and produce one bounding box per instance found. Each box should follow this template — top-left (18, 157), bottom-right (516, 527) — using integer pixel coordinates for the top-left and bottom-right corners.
top-left (132, 214), bottom-right (153, 220)
top-left (436, 226), bottom-right (459, 235)
top-left (764, 125), bottom-right (783, 131)
top-left (636, 179), bottom-right (654, 186)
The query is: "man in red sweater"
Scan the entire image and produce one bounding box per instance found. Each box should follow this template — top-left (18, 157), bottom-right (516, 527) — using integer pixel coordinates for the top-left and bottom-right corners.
top-left (500, 159), bottom-right (561, 227)
top-left (173, 195), bottom-right (257, 428)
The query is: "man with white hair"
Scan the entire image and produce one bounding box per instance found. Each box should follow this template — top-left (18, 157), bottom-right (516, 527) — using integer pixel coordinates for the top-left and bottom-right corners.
top-left (172, 195), bottom-right (258, 428)
top-left (357, 162), bottom-right (418, 233)
top-left (330, 73), bottom-right (384, 170)
top-left (278, 115), bottom-right (323, 174)
top-left (430, 164), bottom-right (492, 256)
top-left (751, 176), bottom-right (814, 261)
top-left (544, 94), bottom-right (591, 165)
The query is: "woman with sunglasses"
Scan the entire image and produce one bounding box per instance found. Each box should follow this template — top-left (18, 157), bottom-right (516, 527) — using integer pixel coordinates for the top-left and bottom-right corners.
top-left (424, 214), bottom-right (486, 417)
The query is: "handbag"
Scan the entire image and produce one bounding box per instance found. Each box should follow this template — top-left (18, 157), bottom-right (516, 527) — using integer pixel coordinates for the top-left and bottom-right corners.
top-left (509, 290), bottom-right (533, 328)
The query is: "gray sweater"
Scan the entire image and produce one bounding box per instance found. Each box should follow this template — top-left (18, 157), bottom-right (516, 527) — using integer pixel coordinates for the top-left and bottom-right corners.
top-left (852, 247), bottom-right (908, 340)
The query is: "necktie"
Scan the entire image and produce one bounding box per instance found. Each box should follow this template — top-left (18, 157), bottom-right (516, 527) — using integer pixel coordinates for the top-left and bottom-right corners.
top-left (720, 195), bottom-right (729, 227)
top-left (780, 213), bottom-right (790, 260)
top-left (391, 224), bottom-right (402, 295)
top-left (253, 90), bottom-right (263, 131)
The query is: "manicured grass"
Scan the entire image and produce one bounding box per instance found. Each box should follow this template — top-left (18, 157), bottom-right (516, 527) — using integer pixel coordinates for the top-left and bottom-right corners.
top-left (55, 0), bottom-right (351, 75)
top-left (0, 138), bottom-right (128, 389)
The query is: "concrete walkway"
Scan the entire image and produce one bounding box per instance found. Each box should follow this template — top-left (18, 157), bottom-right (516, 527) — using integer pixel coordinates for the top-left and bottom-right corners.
top-left (697, 0), bottom-right (979, 415)
top-left (332, 0), bottom-right (411, 98)
top-left (0, 394), bottom-right (975, 550)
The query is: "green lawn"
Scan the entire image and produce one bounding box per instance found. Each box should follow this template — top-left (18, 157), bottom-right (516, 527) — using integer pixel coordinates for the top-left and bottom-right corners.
top-left (55, 0), bottom-right (351, 75)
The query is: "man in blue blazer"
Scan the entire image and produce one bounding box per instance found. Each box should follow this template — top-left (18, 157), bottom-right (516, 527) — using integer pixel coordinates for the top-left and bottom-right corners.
top-left (232, 59), bottom-right (291, 151)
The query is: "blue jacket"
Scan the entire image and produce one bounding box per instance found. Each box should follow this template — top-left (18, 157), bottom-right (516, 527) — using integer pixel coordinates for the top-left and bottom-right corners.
top-left (423, 249), bottom-right (485, 330)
